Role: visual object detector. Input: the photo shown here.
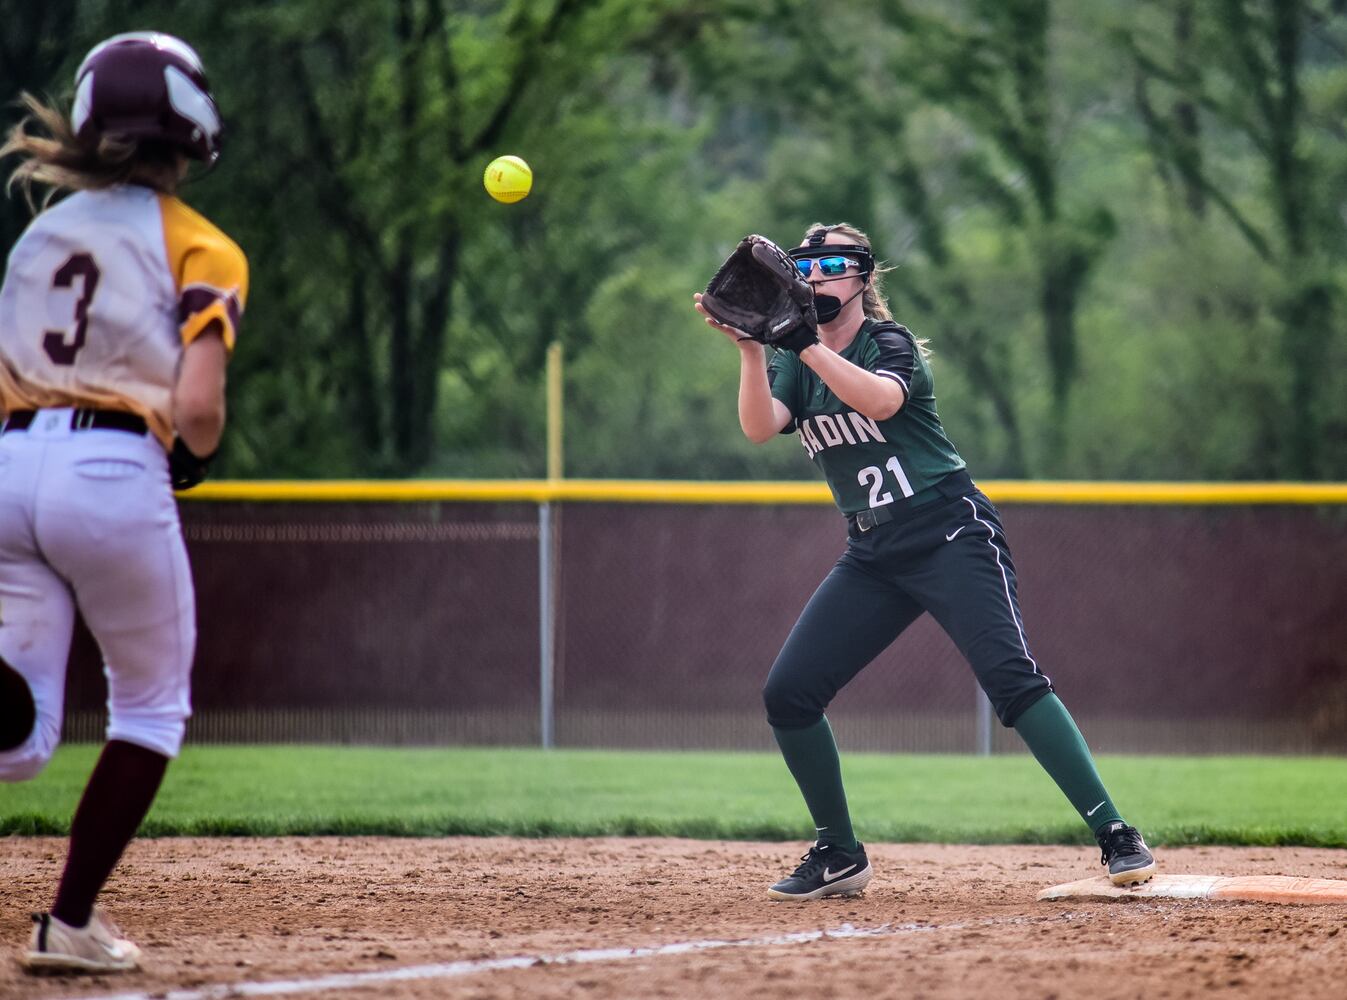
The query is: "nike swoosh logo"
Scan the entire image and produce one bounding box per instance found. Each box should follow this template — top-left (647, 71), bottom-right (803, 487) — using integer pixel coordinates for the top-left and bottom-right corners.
top-left (945, 527), bottom-right (966, 541)
top-left (1086, 800), bottom-right (1106, 817)
top-left (822, 864), bottom-right (858, 882)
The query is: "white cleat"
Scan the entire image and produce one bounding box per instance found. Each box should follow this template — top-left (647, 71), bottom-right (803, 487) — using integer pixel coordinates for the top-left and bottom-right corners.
top-left (23, 909), bottom-right (143, 975)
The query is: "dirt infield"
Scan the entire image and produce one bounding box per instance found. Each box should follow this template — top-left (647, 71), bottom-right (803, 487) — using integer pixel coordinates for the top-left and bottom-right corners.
top-left (3, 837), bottom-right (1345, 999)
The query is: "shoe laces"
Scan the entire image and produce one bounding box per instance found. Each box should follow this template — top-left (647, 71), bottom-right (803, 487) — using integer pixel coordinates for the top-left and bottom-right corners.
top-left (96, 913), bottom-right (123, 939)
top-left (83, 907), bottom-right (127, 946)
top-left (1098, 823), bottom-right (1145, 865)
top-left (789, 845), bottom-right (831, 879)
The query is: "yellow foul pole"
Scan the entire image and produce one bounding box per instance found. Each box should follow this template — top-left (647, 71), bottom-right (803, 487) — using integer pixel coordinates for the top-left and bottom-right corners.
top-left (546, 341), bottom-right (563, 480)
top-left (540, 341), bottom-right (563, 749)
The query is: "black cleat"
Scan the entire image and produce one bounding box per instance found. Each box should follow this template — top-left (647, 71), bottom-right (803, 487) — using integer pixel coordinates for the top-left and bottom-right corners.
top-left (767, 842), bottom-right (873, 901)
top-left (1096, 821), bottom-right (1156, 886)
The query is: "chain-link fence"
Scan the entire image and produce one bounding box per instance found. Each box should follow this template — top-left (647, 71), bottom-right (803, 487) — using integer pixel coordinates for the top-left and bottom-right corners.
top-left (58, 489), bottom-right (1347, 755)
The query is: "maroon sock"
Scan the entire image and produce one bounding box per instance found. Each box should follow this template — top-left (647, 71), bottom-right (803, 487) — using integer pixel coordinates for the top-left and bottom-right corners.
top-left (51, 740), bottom-right (169, 928)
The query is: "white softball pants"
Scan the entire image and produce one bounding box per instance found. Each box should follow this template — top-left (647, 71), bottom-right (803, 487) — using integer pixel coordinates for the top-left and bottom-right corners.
top-left (0, 408), bottom-right (195, 780)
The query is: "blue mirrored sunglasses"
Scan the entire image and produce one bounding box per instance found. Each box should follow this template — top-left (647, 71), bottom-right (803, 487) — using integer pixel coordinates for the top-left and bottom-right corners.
top-left (794, 255), bottom-right (860, 278)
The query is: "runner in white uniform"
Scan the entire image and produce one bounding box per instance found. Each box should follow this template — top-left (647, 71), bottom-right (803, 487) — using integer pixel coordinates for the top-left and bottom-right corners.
top-left (0, 32), bottom-right (246, 974)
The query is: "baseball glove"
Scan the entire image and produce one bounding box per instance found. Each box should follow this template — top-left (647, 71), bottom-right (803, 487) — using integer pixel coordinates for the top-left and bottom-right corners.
top-left (701, 235), bottom-right (819, 352)
top-left (168, 437), bottom-right (215, 491)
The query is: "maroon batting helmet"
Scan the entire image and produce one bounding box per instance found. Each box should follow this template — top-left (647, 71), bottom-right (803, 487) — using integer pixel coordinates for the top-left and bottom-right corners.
top-left (72, 32), bottom-right (222, 164)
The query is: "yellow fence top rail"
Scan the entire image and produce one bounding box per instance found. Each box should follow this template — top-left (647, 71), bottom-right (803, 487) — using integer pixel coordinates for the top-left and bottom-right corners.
top-left (187, 479), bottom-right (1347, 505)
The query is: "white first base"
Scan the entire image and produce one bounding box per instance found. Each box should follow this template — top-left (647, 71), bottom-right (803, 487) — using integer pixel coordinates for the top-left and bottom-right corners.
top-left (1039, 874), bottom-right (1347, 905)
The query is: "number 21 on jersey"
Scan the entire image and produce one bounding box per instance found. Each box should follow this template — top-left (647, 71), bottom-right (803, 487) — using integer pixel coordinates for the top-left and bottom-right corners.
top-left (858, 455), bottom-right (914, 508)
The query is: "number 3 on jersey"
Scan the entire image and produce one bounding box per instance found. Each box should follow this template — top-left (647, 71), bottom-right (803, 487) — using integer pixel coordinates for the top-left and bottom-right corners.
top-left (44, 253), bottom-right (101, 366)
top-left (858, 455), bottom-right (915, 508)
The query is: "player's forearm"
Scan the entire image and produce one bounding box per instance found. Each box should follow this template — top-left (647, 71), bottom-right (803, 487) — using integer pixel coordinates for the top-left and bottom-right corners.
top-left (737, 343), bottom-right (782, 443)
top-left (174, 401), bottom-right (225, 456)
top-left (800, 344), bottom-right (905, 420)
top-left (172, 331), bottom-right (228, 455)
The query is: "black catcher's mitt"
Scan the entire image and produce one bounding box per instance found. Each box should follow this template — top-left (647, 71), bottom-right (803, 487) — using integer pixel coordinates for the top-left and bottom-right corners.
top-left (702, 235), bottom-right (818, 351)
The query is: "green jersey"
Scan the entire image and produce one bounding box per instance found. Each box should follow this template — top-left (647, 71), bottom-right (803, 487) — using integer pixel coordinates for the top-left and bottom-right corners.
top-left (768, 319), bottom-right (966, 516)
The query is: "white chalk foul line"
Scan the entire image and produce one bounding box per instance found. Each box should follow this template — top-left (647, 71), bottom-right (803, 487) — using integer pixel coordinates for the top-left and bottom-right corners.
top-left (57, 921), bottom-right (943, 1000)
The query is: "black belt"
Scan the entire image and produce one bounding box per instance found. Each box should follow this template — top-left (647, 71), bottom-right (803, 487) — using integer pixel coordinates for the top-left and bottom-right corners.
top-left (847, 468), bottom-right (975, 537)
top-left (1, 408), bottom-right (148, 436)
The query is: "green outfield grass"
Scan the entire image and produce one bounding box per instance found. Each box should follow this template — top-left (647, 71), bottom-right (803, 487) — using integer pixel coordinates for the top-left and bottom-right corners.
top-left (3, 745), bottom-right (1346, 846)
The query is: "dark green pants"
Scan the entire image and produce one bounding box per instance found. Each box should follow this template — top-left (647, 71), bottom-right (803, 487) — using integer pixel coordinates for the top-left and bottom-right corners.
top-left (763, 489), bottom-right (1052, 729)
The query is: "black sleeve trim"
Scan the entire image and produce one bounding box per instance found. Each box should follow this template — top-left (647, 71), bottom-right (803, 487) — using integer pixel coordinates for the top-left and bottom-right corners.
top-left (869, 324), bottom-right (915, 393)
top-left (873, 369), bottom-right (911, 392)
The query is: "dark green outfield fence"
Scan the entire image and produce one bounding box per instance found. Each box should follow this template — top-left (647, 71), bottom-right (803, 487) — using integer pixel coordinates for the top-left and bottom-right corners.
top-left (58, 480), bottom-right (1347, 755)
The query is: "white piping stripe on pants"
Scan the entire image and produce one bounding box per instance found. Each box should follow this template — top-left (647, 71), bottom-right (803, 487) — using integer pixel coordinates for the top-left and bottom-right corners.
top-left (961, 495), bottom-right (1049, 685)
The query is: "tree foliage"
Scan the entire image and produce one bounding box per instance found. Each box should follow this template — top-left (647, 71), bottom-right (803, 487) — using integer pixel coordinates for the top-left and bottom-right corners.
top-left (1122, 0), bottom-right (1346, 478)
top-left (1, 0), bottom-right (1345, 480)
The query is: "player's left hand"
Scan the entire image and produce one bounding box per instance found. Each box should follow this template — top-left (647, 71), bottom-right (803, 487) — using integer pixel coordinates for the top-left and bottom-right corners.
top-left (693, 292), bottom-right (756, 345)
top-left (168, 437), bottom-right (215, 491)
top-left (699, 235), bottom-right (819, 351)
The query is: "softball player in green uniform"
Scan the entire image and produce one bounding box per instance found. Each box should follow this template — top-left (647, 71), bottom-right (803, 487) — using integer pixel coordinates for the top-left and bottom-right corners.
top-left (694, 222), bottom-right (1154, 900)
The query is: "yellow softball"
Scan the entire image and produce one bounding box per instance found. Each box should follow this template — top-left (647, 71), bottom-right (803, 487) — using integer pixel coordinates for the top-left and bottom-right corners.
top-left (484, 155), bottom-right (533, 204)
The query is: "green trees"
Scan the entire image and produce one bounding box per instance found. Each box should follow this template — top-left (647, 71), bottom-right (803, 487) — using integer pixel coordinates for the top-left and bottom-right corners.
top-left (1, 1), bottom-right (1344, 479)
top-left (877, 0), bottom-right (1118, 472)
top-left (0, 0), bottom-right (80, 254)
top-left (1123, 0), bottom-right (1345, 478)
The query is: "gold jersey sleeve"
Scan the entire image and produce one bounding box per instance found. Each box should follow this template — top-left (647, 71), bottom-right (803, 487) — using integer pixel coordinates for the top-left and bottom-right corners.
top-left (159, 194), bottom-right (248, 351)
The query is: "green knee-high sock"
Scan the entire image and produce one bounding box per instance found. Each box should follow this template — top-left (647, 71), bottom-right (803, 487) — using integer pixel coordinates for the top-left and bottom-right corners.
top-left (772, 716), bottom-right (858, 850)
top-left (1013, 694), bottom-right (1123, 834)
